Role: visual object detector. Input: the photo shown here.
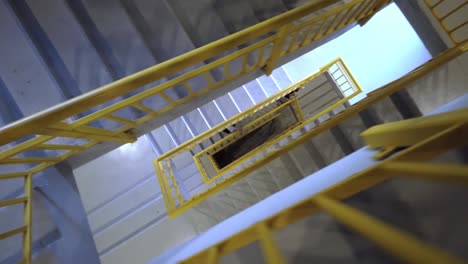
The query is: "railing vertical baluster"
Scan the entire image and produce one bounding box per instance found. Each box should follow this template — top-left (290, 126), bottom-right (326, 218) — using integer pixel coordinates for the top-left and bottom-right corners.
top-left (203, 72), bottom-right (213, 87)
top-left (167, 159), bottom-right (183, 205)
top-left (206, 247), bottom-right (219, 264)
top-left (257, 46), bottom-right (266, 67)
top-left (344, 0), bottom-right (368, 25)
top-left (23, 173), bottom-right (32, 264)
top-left (313, 195), bottom-right (466, 264)
top-left (263, 25), bottom-right (290, 75)
top-left (310, 17), bottom-right (329, 41)
top-left (224, 63), bottom-right (230, 79)
top-left (257, 222), bottom-right (285, 264)
top-left (423, 0), bottom-right (468, 44)
top-left (324, 12), bottom-right (342, 35)
top-left (299, 22), bottom-right (317, 46)
top-left (159, 161), bottom-right (175, 210)
top-left (287, 30), bottom-right (301, 52)
top-left (333, 4), bottom-right (356, 30)
top-left (182, 81), bottom-right (195, 96)
top-left (242, 54), bottom-right (249, 72)
top-left (439, 2), bottom-right (467, 20)
top-left (355, 0), bottom-right (378, 24)
top-left (159, 92), bottom-right (176, 105)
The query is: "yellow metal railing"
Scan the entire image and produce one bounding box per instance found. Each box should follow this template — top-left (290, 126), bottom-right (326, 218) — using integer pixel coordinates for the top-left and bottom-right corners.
top-left (194, 98), bottom-right (304, 183)
top-left (424, 0), bottom-right (468, 44)
top-left (154, 57), bottom-right (363, 217)
top-left (157, 40), bottom-right (468, 218)
top-left (179, 108), bottom-right (468, 264)
top-left (0, 1), bottom-right (391, 260)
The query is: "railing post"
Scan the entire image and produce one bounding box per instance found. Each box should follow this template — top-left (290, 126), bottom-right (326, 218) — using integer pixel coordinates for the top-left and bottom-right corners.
top-left (263, 25), bottom-right (290, 75)
top-left (257, 222), bottom-right (285, 264)
top-left (23, 173), bottom-right (32, 264)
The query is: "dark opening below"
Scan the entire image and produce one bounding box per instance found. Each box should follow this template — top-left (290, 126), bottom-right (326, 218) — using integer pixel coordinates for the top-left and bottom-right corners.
top-left (212, 115), bottom-right (288, 169)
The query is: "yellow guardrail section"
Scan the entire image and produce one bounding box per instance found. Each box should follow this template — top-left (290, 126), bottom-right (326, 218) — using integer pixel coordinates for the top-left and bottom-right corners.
top-left (424, 0), bottom-right (468, 44)
top-left (179, 106), bottom-right (468, 264)
top-left (154, 57), bottom-right (363, 217)
top-left (194, 98), bottom-right (303, 183)
top-left (0, 1), bottom-right (392, 261)
top-left (157, 39), bottom-right (468, 219)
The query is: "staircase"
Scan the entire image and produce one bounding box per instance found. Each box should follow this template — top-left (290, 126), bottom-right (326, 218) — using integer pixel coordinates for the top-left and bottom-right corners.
top-left (1, 0), bottom-right (373, 262)
top-left (0, 0), bottom-right (466, 263)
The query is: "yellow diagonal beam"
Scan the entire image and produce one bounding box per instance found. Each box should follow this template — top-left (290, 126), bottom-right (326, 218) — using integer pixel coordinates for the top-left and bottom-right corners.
top-left (312, 195), bottom-right (465, 264)
top-left (0, 157), bottom-right (61, 165)
top-left (0, 226), bottom-right (27, 240)
top-left (257, 223), bottom-right (286, 264)
top-left (361, 109), bottom-right (468, 148)
top-left (0, 172), bottom-right (28, 180)
top-left (0, 197), bottom-right (27, 208)
top-left (379, 162), bottom-right (468, 185)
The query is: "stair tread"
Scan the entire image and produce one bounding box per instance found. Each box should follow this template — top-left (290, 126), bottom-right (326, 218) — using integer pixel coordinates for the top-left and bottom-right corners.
top-left (289, 145), bottom-right (320, 176)
top-left (248, 0), bottom-right (288, 21)
top-left (214, 0), bottom-right (259, 34)
top-left (168, 0), bottom-right (229, 47)
top-left (126, 0), bottom-right (196, 61)
top-left (311, 131), bottom-right (346, 165)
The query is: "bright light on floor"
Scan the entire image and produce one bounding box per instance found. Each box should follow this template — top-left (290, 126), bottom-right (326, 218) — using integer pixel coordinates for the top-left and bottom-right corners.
top-left (283, 3), bottom-right (432, 104)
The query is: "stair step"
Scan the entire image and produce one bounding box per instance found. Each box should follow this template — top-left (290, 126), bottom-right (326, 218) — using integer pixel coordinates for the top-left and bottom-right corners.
top-left (216, 94), bottom-right (243, 119)
top-left (369, 97), bottom-right (404, 123)
top-left (248, 168), bottom-right (279, 194)
top-left (310, 131), bottom-right (346, 165)
top-left (244, 78), bottom-right (269, 103)
top-left (214, 0), bottom-right (259, 34)
top-left (25, 0), bottom-right (113, 93)
top-left (336, 114), bottom-right (368, 150)
top-left (78, 0), bottom-right (157, 74)
top-left (404, 54), bottom-right (468, 115)
top-left (122, 0), bottom-right (196, 61)
top-left (166, 119), bottom-right (193, 144)
top-left (199, 101), bottom-right (226, 126)
top-left (229, 87), bottom-right (255, 111)
top-left (224, 188), bottom-right (257, 211)
top-left (208, 198), bottom-right (238, 220)
top-left (271, 66), bottom-right (294, 90)
top-left (249, 0), bottom-right (289, 21)
top-left (168, 0), bottom-right (229, 47)
top-left (257, 75), bottom-right (282, 96)
top-left (190, 206), bottom-right (219, 232)
top-left (150, 127), bottom-right (177, 153)
top-left (288, 145), bottom-right (320, 177)
top-left (265, 158), bottom-right (297, 189)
